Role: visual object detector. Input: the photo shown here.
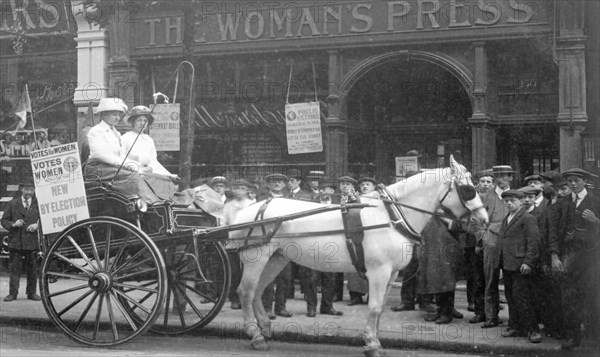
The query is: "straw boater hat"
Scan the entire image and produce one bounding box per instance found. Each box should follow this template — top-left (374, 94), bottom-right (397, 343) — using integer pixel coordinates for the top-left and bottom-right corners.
top-left (97, 98), bottom-right (127, 114)
top-left (305, 170), bottom-right (325, 180)
top-left (124, 105), bottom-right (158, 126)
top-left (492, 165), bottom-right (514, 175)
top-left (210, 176), bottom-right (229, 186)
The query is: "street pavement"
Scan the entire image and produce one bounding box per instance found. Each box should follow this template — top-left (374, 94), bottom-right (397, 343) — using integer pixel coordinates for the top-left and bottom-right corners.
top-left (1, 275), bottom-right (598, 356)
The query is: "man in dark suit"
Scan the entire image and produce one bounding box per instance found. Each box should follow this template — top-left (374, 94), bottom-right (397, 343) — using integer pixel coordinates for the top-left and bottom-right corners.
top-left (1, 181), bottom-right (41, 302)
top-left (498, 189), bottom-right (542, 343)
top-left (550, 169), bottom-right (600, 350)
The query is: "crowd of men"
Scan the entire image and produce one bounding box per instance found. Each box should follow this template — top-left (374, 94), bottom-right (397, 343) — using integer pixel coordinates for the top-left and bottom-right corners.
top-left (207, 163), bottom-right (599, 351)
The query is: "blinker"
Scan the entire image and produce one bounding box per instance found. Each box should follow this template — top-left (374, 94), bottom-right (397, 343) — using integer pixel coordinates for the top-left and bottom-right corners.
top-left (458, 185), bottom-right (477, 201)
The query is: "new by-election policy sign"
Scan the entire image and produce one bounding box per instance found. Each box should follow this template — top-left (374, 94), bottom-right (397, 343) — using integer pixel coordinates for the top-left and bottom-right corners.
top-left (149, 103), bottom-right (180, 151)
top-left (30, 143), bottom-right (89, 234)
top-left (285, 102), bottom-right (323, 154)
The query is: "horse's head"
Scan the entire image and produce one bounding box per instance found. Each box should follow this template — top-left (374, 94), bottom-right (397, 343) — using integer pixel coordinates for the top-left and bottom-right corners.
top-left (439, 155), bottom-right (489, 226)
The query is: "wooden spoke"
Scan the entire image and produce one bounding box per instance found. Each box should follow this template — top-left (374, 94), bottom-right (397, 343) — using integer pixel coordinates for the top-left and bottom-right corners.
top-left (112, 288), bottom-right (152, 316)
top-left (171, 285), bottom-right (187, 328)
top-left (182, 283), bottom-right (217, 304)
top-left (107, 232), bottom-right (131, 272)
top-left (109, 291), bottom-right (139, 331)
top-left (112, 256), bottom-right (155, 276)
top-left (57, 289), bottom-right (94, 317)
top-left (67, 235), bottom-right (97, 273)
top-left (49, 283), bottom-right (89, 298)
top-left (104, 223), bottom-right (112, 269)
top-left (105, 293), bottom-right (119, 341)
top-left (46, 271), bottom-right (90, 281)
top-left (111, 249), bottom-right (151, 275)
top-left (112, 282), bottom-right (159, 294)
top-left (175, 283), bottom-right (205, 321)
top-left (86, 226), bottom-right (102, 270)
top-left (51, 252), bottom-right (93, 276)
top-left (162, 286), bottom-right (172, 331)
top-left (93, 293), bottom-right (105, 340)
top-left (112, 268), bottom-right (157, 282)
top-left (74, 292), bottom-right (99, 333)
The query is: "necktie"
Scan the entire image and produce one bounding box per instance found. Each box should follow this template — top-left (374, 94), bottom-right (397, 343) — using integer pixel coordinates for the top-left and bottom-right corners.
top-left (573, 194), bottom-right (579, 204)
top-left (24, 200), bottom-right (29, 210)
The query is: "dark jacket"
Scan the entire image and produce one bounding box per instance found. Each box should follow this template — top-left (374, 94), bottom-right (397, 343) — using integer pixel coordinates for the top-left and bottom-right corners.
top-left (499, 208), bottom-right (540, 271)
top-left (550, 190), bottom-right (600, 255)
top-left (287, 188), bottom-right (312, 201)
top-left (1, 196), bottom-right (40, 251)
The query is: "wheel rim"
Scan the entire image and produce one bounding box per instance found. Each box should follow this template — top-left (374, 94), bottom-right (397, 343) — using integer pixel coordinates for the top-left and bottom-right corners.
top-left (40, 217), bottom-right (167, 347)
top-left (122, 240), bottom-right (230, 335)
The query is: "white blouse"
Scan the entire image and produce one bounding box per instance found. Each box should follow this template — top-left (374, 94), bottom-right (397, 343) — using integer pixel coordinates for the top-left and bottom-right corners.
top-left (121, 131), bottom-right (172, 176)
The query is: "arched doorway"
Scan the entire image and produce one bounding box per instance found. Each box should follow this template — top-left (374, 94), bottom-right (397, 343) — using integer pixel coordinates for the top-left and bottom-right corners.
top-left (340, 53), bottom-right (473, 183)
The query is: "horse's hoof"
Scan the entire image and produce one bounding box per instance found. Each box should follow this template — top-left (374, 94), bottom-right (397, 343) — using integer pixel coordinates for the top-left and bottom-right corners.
top-left (364, 346), bottom-right (384, 357)
top-left (251, 336), bottom-right (270, 351)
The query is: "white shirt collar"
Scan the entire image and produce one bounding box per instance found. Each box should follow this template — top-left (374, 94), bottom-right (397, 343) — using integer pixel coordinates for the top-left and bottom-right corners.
top-left (270, 192), bottom-right (284, 198)
top-left (22, 197), bottom-right (30, 206)
top-left (573, 188), bottom-right (587, 203)
top-left (534, 194), bottom-right (544, 206)
top-left (526, 205), bottom-right (535, 213)
top-left (292, 187), bottom-right (300, 195)
top-left (495, 185), bottom-right (508, 198)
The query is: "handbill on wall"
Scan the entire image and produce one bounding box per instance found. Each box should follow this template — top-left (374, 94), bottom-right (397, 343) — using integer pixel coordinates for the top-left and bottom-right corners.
top-left (395, 156), bottom-right (419, 179)
top-left (149, 103), bottom-right (180, 151)
top-left (285, 102), bottom-right (323, 154)
top-left (30, 143), bottom-right (89, 234)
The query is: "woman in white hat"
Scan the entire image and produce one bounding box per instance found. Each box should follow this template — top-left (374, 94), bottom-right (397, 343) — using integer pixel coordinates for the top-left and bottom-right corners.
top-left (121, 105), bottom-right (178, 180)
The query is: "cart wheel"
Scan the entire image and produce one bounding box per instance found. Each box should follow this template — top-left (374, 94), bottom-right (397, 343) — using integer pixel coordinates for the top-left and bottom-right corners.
top-left (39, 217), bottom-right (167, 347)
top-left (148, 240), bottom-right (230, 334)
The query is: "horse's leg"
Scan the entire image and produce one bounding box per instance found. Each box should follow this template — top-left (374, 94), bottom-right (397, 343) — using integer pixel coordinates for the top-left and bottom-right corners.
top-left (376, 270), bottom-right (399, 331)
top-left (237, 246), bottom-right (271, 350)
top-left (252, 251), bottom-right (290, 339)
top-left (363, 265), bottom-right (393, 357)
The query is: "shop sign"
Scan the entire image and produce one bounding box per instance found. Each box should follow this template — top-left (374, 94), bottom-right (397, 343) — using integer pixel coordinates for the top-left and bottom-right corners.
top-left (30, 143), bottom-right (89, 234)
top-left (137, 0), bottom-right (546, 48)
top-left (285, 101), bottom-right (323, 154)
top-left (0, 0), bottom-right (75, 37)
top-left (149, 103), bottom-right (180, 151)
top-left (395, 156), bottom-right (419, 178)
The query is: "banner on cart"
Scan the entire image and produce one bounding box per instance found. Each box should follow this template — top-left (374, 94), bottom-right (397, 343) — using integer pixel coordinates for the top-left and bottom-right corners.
top-left (149, 103), bottom-right (180, 151)
top-left (285, 102), bottom-right (323, 154)
top-left (30, 143), bottom-right (89, 234)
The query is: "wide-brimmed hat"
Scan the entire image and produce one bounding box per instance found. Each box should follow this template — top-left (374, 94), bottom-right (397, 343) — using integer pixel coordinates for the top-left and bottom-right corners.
top-left (358, 176), bottom-right (377, 185)
top-left (287, 168), bottom-right (302, 180)
top-left (523, 174), bottom-right (542, 185)
top-left (97, 98), bottom-right (127, 114)
top-left (265, 173), bottom-right (288, 182)
top-left (493, 165), bottom-right (514, 175)
top-left (518, 186), bottom-right (542, 195)
top-left (562, 168), bottom-right (597, 181)
top-left (210, 176), bottom-right (229, 186)
top-left (124, 105), bottom-right (158, 125)
top-left (305, 170), bottom-right (325, 180)
top-left (501, 189), bottom-right (524, 199)
top-left (337, 175), bottom-right (357, 185)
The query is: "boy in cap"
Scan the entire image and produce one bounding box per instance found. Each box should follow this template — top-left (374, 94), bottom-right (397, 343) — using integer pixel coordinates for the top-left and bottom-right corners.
top-left (498, 189), bottom-right (542, 343)
top-left (2, 181), bottom-right (41, 302)
top-left (305, 170), bottom-right (324, 199)
top-left (260, 173), bottom-right (293, 319)
top-left (210, 176), bottom-right (229, 203)
top-left (551, 169), bottom-right (600, 350)
top-left (519, 186), bottom-right (545, 219)
top-left (286, 169), bottom-right (311, 200)
top-left (222, 179), bottom-right (255, 309)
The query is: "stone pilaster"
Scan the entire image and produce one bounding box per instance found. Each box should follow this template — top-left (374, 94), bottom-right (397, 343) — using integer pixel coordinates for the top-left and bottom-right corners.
top-left (468, 42), bottom-right (495, 171)
top-left (324, 50), bottom-right (348, 177)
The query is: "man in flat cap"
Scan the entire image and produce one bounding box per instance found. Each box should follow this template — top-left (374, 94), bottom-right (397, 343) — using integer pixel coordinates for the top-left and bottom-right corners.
top-left (550, 169), bottom-right (600, 350)
top-left (472, 165), bottom-right (514, 327)
top-left (260, 173), bottom-right (293, 319)
top-left (498, 189), bottom-right (542, 343)
top-left (2, 181), bottom-right (41, 302)
top-left (286, 169), bottom-right (311, 200)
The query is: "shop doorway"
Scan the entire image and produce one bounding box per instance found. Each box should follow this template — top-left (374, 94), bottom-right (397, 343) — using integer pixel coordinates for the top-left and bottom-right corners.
top-left (344, 56), bottom-right (472, 183)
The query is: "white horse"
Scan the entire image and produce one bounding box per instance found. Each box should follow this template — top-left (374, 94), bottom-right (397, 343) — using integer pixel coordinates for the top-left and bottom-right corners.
top-left (230, 156), bottom-right (489, 356)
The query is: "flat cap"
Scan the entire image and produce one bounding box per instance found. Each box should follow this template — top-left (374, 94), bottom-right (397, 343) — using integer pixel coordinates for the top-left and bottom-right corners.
top-left (562, 168), bottom-right (597, 180)
top-left (501, 189), bottom-right (524, 199)
top-left (476, 169), bottom-right (494, 178)
top-left (231, 179), bottom-right (254, 188)
top-left (358, 176), bottom-right (377, 185)
top-left (337, 175), bottom-right (357, 185)
top-left (518, 186), bottom-right (542, 195)
top-left (493, 165), bottom-right (514, 175)
top-left (539, 170), bottom-right (561, 182)
top-left (523, 175), bottom-right (542, 185)
top-left (265, 173), bottom-right (288, 182)
top-left (210, 176), bottom-right (229, 185)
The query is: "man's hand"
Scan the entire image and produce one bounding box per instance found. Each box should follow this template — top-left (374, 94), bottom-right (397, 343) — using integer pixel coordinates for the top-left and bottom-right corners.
top-left (520, 263), bottom-right (532, 275)
top-left (26, 223), bottom-right (38, 232)
top-left (551, 254), bottom-right (563, 273)
top-left (12, 219), bottom-right (24, 228)
top-left (140, 166), bottom-right (153, 174)
top-left (582, 209), bottom-right (600, 225)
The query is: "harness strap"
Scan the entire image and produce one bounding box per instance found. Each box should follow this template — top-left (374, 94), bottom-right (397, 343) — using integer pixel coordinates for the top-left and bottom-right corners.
top-left (244, 197), bottom-right (273, 249)
top-left (378, 187), bottom-right (423, 245)
top-left (340, 199), bottom-right (367, 278)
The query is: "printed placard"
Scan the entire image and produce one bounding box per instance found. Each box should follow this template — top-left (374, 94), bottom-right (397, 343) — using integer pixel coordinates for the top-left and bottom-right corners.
top-left (149, 103), bottom-right (180, 151)
top-left (285, 102), bottom-right (323, 154)
top-left (395, 156), bottom-right (419, 178)
top-left (30, 143), bottom-right (89, 234)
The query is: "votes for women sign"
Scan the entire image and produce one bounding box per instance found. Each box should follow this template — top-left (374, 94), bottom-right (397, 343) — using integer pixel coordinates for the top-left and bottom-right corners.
top-left (149, 103), bottom-right (180, 151)
top-left (30, 143), bottom-right (89, 234)
top-left (285, 102), bottom-right (323, 154)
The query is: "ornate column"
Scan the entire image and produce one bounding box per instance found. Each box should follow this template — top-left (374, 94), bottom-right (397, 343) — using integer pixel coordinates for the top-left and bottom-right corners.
top-left (324, 50), bottom-right (348, 177)
top-left (556, 0), bottom-right (587, 170)
top-left (468, 42), bottom-right (495, 172)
